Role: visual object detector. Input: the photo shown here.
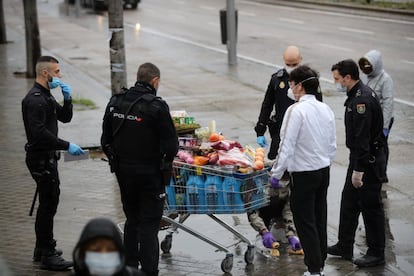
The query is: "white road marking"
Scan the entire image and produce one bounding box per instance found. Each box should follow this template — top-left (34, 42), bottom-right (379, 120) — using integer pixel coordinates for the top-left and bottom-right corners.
top-left (124, 23), bottom-right (414, 108)
top-left (200, 5), bottom-right (215, 11)
top-left (240, 0), bottom-right (414, 25)
top-left (318, 43), bottom-right (354, 52)
top-left (208, 22), bottom-right (219, 27)
top-left (279, 17), bottom-right (304, 24)
top-left (239, 11), bottom-right (256, 17)
top-left (405, 37), bottom-right (414, 41)
top-left (402, 60), bottom-right (414, 65)
top-left (339, 27), bottom-right (374, 35)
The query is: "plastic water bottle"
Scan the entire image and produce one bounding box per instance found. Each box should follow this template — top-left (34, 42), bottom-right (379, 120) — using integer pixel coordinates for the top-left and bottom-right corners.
top-left (204, 175), bottom-right (224, 213)
top-left (209, 120), bottom-right (216, 134)
top-left (222, 176), bottom-right (244, 212)
top-left (186, 175), bottom-right (205, 213)
top-left (174, 176), bottom-right (186, 212)
top-left (251, 174), bottom-right (265, 209)
top-left (166, 178), bottom-right (176, 210)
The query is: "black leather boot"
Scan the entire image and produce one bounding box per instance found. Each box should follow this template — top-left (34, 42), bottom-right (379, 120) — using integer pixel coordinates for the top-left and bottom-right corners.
top-left (327, 243), bottom-right (353, 261)
top-left (354, 254), bottom-right (385, 267)
top-left (33, 247), bottom-right (63, 262)
top-left (41, 250), bottom-right (73, 271)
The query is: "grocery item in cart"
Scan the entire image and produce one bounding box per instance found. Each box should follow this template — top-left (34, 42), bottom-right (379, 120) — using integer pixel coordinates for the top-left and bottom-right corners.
top-left (222, 176), bottom-right (244, 213)
top-left (204, 175), bottom-right (224, 212)
top-left (186, 175), bottom-right (205, 212)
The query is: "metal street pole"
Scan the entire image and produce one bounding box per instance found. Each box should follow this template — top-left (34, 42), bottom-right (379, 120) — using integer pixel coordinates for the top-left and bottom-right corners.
top-left (226, 0), bottom-right (237, 65)
top-left (108, 0), bottom-right (127, 95)
top-left (75, 0), bottom-right (81, 17)
top-left (0, 0), bottom-right (7, 43)
top-left (23, 0), bottom-right (41, 78)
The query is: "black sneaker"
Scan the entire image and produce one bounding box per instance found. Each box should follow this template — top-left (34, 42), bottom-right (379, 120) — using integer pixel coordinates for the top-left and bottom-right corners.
top-left (41, 252), bottom-right (73, 271)
top-left (327, 243), bottom-right (353, 261)
top-left (33, 248), bottom-right (63, 262)
top-left (354, 254), bottom-right (385, 267)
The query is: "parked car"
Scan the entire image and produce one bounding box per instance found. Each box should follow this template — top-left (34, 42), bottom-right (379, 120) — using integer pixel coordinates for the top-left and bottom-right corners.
top-left (72, 0), bottom-right (140, 10)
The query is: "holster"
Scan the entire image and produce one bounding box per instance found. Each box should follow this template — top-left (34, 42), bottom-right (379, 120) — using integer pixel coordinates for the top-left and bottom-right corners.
top-left (369, 141), bottom-right (387, 182)
top-left (160, 159), bottom-right (173, 186)
top-left (268, 116), bottom-right (281, 138)
top-left (103, 144), bottom-right (118, 173)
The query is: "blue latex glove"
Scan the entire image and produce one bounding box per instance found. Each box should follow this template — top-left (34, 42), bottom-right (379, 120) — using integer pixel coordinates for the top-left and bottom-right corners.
top-left (288, 235), bottom-right (302, 250)
top-left (68, 143), bottom-right (85, 156)
top-left (383, 128), bottom-right (389, 137)
top-left (257, 136), bottom-right (267, 147)
top-left (60, 82), bottom-right (72, 100)
top-left (270, 176), bottom-right (282, 189)
top-left (262, 231), bottom-right (277, 249)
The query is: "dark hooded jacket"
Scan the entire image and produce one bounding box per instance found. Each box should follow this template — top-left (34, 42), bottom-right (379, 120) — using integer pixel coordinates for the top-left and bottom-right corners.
top-left (72, 218), bottom-right (143, 276)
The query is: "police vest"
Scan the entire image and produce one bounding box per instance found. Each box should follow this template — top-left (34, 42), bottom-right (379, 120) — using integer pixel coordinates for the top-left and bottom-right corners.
top-left (111, 92), bottom-right (163, 165)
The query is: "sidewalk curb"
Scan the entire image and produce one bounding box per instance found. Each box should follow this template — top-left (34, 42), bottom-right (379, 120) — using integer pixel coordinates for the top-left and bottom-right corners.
top-left (250, 0), bottom-right (414, 16)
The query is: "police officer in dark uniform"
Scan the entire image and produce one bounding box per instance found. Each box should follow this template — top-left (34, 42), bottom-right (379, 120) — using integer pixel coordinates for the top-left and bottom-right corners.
top-left (101, 62), bottom-right (178, 276)
top-left (249, 46), bottom-right (301, 252)
top-left (328, 59), bottom-right (386, 268)
top-left (254, 45), bottom-right (301, 159)
top-left (22, 56), bottom-right (85, 271)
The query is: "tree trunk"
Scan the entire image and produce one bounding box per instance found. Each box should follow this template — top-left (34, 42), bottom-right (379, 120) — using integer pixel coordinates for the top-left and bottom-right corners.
top-left (0, 0), bottom-right (7, 43)
top-left (108, 0), bottom-right (127, 95)
top-left (23, 0), bottom-right (41, 78)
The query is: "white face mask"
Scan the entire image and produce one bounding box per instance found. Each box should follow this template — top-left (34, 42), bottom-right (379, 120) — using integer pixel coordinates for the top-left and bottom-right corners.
top-left (335, 82), bottom-right (347, 93)
top-left (285, 66), bottom-right (297, 74)
top-left (85, 251), bottom-right (121, 276)
top-left (287, 88), bottom-right (296, 101)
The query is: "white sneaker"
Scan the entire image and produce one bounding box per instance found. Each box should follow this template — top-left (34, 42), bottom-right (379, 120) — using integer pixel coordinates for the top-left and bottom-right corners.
top-left (303, 271), bottom-right (322, 276)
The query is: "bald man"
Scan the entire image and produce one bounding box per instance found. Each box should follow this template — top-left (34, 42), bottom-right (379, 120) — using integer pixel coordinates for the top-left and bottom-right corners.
top-left (249, 46), bottom-right (305, 254)
top-left (255, 45), bottom-right (302, 159)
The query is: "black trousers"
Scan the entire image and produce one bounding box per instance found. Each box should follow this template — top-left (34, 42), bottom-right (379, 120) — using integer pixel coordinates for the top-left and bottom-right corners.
top-left (290, 167), bottom-right (330, 273)
top-left (338, 157), bottom-right (385, 257)
top-left (26, 152), bottom-right (60, 250)
top-left (116, 164), bottom-right (164, 276)
top-left (268, 121), bottom-right (281, 160)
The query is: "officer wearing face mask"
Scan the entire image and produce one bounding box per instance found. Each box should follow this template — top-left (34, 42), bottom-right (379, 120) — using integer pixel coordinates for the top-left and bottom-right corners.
top-left (72, 217), bottom-right (144, 276)
top-left (101, 62), bottom-right (178, 276)
top-left (254, 45), bottom-right (302, 159)
top-left (22, 56), bottom-right (85, 271)
top-left (329, 59), bottom-right (386, 268)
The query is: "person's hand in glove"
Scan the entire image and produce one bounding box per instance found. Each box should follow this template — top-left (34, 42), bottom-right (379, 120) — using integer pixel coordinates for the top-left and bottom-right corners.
top-left (257, 136), bottom-right (267, 147)
top-left (262, 231), bottom-right (278, 249)
top-left (270, 176), bottom-right (282, 189)
top-left (288, 235), bottom-right (302, 251)
top-left (60, 82), bottom-right (72, 100)
top-left (68, 143), bottom-right (85, 156)
top-left (351, 170), bottom-right (364, 189)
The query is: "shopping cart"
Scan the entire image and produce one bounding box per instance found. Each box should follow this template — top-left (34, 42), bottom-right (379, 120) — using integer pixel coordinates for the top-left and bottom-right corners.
top-left (161, 160), bottom-right (270, 273)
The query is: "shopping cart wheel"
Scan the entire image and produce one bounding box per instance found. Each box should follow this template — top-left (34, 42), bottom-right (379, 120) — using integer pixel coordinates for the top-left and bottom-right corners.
top-left (161, 233), bottom-right (173, 253)
top-left (244, 245), bottom-right (255, 264)
top-left (220, 253), bottom-right (233, 273)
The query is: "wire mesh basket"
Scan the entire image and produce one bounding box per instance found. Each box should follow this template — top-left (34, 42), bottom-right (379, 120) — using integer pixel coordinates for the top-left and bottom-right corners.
top-left (165, 160), bottom-right (270, 214)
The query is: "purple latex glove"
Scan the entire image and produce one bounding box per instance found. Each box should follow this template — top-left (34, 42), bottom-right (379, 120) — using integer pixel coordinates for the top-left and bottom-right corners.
top-left (270, 176), bottom-right (282, 189)
top-left (288, 235), bottom-right (302, 250)
top-left (262, 232), bottom-right (277, 249)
